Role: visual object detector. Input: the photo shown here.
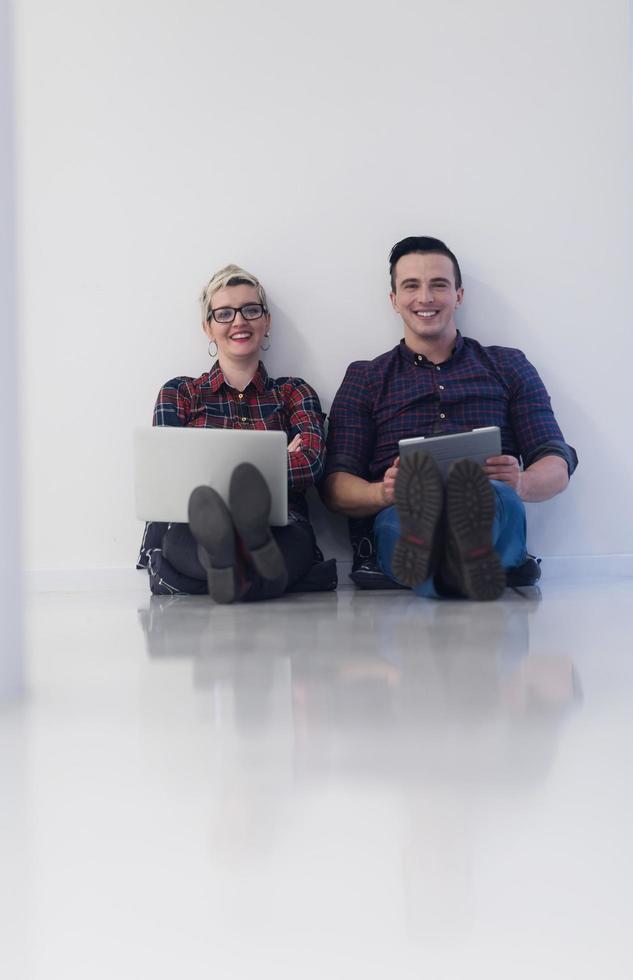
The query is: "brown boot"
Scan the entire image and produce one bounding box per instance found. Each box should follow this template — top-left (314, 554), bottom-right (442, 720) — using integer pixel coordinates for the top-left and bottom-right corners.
top-left (392, 451), bottom-right (444, 588)
top-left (441, 458), bottom-right (505, 601)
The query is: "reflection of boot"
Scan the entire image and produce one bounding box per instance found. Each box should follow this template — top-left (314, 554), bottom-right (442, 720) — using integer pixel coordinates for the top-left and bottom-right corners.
top-left (392, 452), bottom-right (444, 588)
top-left (441, 459), bottom-right (505, 601)
top-left (229, 463), bottom-right (287, 590)
top-left (137, 595), bottom-right (214, 659)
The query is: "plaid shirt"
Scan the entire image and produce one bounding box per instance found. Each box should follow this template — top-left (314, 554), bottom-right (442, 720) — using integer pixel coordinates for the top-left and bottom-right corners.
top-left (153, 361), bottom-right (326, 512)
top-left (137, 362), bottom-right (325, 573)
top-left (325, 334), bottom-right (577, 482)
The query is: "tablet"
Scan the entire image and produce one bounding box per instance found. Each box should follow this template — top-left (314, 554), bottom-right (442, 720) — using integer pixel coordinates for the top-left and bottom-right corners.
top-left (398, 426), bottom-right (501, 477)
top-left (134, 427), bottom-right (288, 525)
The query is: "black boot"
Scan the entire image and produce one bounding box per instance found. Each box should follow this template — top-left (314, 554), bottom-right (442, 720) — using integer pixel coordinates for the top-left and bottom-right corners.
top-left (229, 463), bottom-right (288, 591)
top-left (187, 485), bottom-right (239, 604)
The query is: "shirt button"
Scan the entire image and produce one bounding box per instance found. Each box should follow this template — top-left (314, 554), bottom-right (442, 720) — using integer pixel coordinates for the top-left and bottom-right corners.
top-left (417, 355), bottom-right (423, 361)
top-left (439, 385), bottom-right (445, 391)
top-left (436, 366), bottom-right (441, 371)
top-left (238, 393), bottom-right (244, 400)
top-left (440, 413), bottom-right (446, 419)
top-left (241, 417), bottom-right (247, 423)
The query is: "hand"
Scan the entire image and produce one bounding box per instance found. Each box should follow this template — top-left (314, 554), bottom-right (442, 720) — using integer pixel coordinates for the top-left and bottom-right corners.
top-left (287, 434), bottom-right (302, 454)
top-left (483, 454), bottom-right (522, 494)
top-left (381, 456), bottom-right (400, 507)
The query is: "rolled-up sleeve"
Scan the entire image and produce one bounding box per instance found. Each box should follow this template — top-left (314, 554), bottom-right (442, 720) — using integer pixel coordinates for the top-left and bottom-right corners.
top-left (505, 354), bottom-right (578, 475)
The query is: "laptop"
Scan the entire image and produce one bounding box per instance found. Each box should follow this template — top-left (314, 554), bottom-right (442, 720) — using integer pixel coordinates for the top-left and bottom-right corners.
top-left (398, 426), bottom-right (501, 477)
top-left (134, 427), bottom-right (288, 524)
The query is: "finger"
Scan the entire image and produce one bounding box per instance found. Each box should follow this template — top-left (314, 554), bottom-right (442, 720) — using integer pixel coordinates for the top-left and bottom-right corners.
top-left (485, 455), bottom-right (518, 467)
top-left (484, 467), bottom-right (516, 479)
top-left (484, 470), bottom-right (518, 486)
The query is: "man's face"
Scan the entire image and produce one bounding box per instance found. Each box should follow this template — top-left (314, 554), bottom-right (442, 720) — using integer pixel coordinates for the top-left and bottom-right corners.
top-left (390, 252), bottom-right (464, 349)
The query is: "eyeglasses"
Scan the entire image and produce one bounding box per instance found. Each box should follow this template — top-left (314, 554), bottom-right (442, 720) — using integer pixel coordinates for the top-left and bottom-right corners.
top-left (208, 304), bottom-right (266, 324)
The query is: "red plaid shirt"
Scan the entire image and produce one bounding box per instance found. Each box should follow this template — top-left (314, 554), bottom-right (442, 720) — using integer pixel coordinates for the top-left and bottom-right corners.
top-left (153, 361), bottom-right (326, 513)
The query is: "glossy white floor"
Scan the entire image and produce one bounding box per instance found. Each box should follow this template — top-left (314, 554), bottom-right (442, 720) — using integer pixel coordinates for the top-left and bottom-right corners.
top-left (2, 571), bottom-right (633, 980)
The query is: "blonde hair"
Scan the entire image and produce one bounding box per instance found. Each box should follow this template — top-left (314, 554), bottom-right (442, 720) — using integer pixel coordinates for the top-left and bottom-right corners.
top-left (200, 264), bottom-right (268, 323)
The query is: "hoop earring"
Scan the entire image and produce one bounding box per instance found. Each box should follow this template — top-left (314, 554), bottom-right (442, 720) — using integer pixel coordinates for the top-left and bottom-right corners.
top-left (208, 339), bottom-right (218, 358)
top-left (260, 334), bottom-right (271, 352)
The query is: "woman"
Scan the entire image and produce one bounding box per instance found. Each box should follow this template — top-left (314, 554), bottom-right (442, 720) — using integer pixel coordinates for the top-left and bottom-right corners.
top-left (137, 264), bottom-right (335, 602)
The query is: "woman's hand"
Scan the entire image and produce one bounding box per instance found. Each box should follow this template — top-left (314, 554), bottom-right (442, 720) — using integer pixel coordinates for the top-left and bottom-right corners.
top-left (287, 434), bottom-right (302, 454)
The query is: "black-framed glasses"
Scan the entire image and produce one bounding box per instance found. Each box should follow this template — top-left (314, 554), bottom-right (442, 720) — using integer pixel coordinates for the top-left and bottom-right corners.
top-left (208, 303), bottom-right (266, 324)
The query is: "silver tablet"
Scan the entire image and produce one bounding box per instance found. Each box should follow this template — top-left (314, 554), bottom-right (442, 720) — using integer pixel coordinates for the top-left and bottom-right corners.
top-left (398, 426), bottom-right (501, 477)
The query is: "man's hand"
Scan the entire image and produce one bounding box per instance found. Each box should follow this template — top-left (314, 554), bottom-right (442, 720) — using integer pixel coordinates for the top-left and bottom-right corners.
top-left (483, 454), bottom-right (522, 493)
top-left (380, 456), bottom-right (400, 507)
top-left (321, 460), bottom-right (401, 517)
top-left (484, 453), bottom-right (569, 502)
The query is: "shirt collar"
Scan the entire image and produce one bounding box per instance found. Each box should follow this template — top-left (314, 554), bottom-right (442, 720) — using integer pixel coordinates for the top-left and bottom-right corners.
top-left (398, 330), bottom-right (464, 367)
top-left (205, 360), bottom-right (269, 394)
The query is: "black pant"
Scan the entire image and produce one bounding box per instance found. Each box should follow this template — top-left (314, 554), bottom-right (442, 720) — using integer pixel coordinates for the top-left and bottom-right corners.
top-left (157, 520), bottom-right (315, 601)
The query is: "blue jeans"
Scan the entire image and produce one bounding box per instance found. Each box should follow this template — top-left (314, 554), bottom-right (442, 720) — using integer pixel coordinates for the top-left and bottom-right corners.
top-left (374, 480), bottom-right (527, 598)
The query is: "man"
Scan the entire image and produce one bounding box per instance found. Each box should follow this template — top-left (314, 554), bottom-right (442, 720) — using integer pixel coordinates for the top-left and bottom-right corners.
top-left (322, 236), bottom-right (577, 600)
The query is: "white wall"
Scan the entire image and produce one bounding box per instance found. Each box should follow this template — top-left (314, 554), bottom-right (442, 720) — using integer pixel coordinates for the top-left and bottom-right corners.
top-left (1, 0), bottom-right (23, 698)
top-left (14, 0), bottom-right (633, 571)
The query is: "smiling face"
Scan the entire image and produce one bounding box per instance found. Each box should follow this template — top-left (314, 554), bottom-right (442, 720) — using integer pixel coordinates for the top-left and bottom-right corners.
top-left (203, 282), bottom-right (271, 363)
top-left (390, 252), bottom-right (464, 354)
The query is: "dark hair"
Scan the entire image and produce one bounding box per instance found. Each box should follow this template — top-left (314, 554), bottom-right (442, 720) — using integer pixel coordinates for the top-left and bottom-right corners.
top-left (389, 236), bottom-right (462, 291)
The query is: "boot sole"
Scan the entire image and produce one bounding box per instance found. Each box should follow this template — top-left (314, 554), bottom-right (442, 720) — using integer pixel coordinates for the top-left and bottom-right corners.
top-left (188, 486), bottom-right (236, 604)
top-left (392, 452), bottom-right (444, 588)
top-left (445, 459), bottom-right (505, 601)
top-left (229, 463), bottom-right (287, 584)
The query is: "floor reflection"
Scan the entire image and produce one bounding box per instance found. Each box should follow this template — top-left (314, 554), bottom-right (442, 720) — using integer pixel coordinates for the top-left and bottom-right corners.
top-left (137, 589), bottom-right (579, 742)
top-left (136, 589), bottom-right (581, 942)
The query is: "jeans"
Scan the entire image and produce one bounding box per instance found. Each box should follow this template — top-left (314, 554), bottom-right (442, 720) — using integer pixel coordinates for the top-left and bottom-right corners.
top-left (374, 480), bottom-right (528, 598)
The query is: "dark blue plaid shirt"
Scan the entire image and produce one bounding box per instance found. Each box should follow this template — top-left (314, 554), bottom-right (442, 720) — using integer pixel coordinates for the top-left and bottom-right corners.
top-left (325, 333), bottom-right (577, 482)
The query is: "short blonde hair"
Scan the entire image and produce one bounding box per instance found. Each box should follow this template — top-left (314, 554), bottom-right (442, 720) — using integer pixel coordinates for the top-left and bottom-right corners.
top-left (200, 264), bottom-right (269, 323)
